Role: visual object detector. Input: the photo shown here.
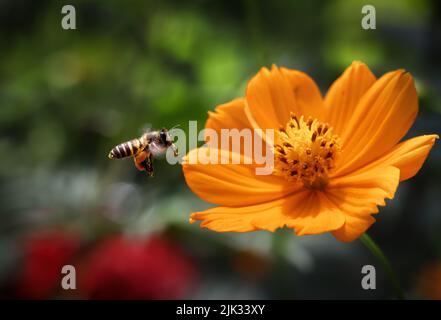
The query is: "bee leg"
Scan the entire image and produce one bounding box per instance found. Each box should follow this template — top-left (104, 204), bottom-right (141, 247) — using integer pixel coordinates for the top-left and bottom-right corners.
top-left (134, 151), bottom-right (148, 171)
top-left (171, 143), bottom-right (178, 157)
top-left (143, 154), bottom-right (154, 177)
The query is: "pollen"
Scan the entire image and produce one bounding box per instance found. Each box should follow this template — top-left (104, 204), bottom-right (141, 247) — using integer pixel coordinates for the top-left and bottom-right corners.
top-left (273, 113), bottom-right (341, 189)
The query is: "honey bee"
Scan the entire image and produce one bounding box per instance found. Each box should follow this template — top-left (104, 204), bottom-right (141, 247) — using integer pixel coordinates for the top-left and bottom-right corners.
top-left (108, 128), bottom-right (178, 177)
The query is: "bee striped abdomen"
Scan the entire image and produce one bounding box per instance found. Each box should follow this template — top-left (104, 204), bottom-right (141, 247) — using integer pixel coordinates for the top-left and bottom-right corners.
top-left (108, 138), bottom-right (143, 159)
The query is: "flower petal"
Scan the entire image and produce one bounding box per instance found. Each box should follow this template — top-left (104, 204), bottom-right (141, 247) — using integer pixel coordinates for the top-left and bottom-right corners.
top-left (204, 97), bottom-right (267, 155)
top-left (324, 61), bottom-right (376, 136)
top-left (363, 134), bottom-right (438, 181)
top-left (205, 98), bottom-right (250, 134)
top-left (280, 67), bottom-right (325, 121)
top-left (244, 65), bottom-right (324, 132)
top-left (284, 190), bottom-right (345, 236)
top-left (182, 148), bottom-right (300, 207)
top-left (328, 166), bottom-right (400, 242)
top-left (335, 70), bottom-right (418, 176)
top-left (190, 189), bottom-right (345, 236)
top-left (190, 197), bottom-right (289, 233)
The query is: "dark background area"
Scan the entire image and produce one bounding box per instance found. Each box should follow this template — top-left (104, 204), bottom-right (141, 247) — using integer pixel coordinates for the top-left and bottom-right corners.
top-left (0, 0), bottom-right (440, 299)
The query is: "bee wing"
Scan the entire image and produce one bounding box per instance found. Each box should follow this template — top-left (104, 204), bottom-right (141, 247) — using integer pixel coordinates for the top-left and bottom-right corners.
top-left (139, 123), bottom-right (153, 135)
top-left (149, 141), bottom-right (168, 156)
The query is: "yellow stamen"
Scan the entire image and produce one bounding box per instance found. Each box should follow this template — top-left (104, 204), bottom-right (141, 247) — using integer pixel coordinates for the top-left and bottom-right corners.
top-left (273, 114), bottom-right (341, 189)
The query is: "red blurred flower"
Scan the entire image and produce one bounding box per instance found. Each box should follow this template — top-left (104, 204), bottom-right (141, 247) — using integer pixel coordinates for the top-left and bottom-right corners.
top-left (16, 230), bottom-right (81, 299)
top-left (79, 235), bottom-right (197, 299)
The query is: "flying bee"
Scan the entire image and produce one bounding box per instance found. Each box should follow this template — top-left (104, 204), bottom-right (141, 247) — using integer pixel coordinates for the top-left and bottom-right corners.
top-left (108, 128), bottom-right (178, 177)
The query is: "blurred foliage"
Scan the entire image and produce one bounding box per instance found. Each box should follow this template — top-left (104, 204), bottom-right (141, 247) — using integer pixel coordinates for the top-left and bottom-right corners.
top-left (0, 0), bottom-right (440, 299)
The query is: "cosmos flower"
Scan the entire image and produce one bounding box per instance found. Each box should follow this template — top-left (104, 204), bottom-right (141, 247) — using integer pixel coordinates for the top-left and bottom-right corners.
top-left (79, 235), bottom-right (197, 299)
top-left (183, 61), bottom-right (438, 242)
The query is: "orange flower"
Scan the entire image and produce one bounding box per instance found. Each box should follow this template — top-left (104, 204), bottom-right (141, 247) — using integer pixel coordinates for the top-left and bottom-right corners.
top-left (183, 61), bottom-right (438, 242)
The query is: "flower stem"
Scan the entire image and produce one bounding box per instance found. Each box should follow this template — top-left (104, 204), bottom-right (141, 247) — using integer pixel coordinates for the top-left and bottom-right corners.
top-left (359, 233), bottom-right (405, 300)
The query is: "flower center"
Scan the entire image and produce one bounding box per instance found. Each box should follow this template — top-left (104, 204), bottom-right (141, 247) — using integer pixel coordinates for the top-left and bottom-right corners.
top-left (273, 113), bottom-right (341, 189)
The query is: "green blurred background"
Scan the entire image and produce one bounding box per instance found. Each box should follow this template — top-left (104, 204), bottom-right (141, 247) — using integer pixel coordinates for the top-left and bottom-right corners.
top-left (0, 0), bottom-right (440, 299)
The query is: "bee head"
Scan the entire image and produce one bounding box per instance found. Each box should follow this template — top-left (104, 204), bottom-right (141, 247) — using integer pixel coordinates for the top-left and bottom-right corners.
top-left (160, 128), bottom-right (171, 146)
